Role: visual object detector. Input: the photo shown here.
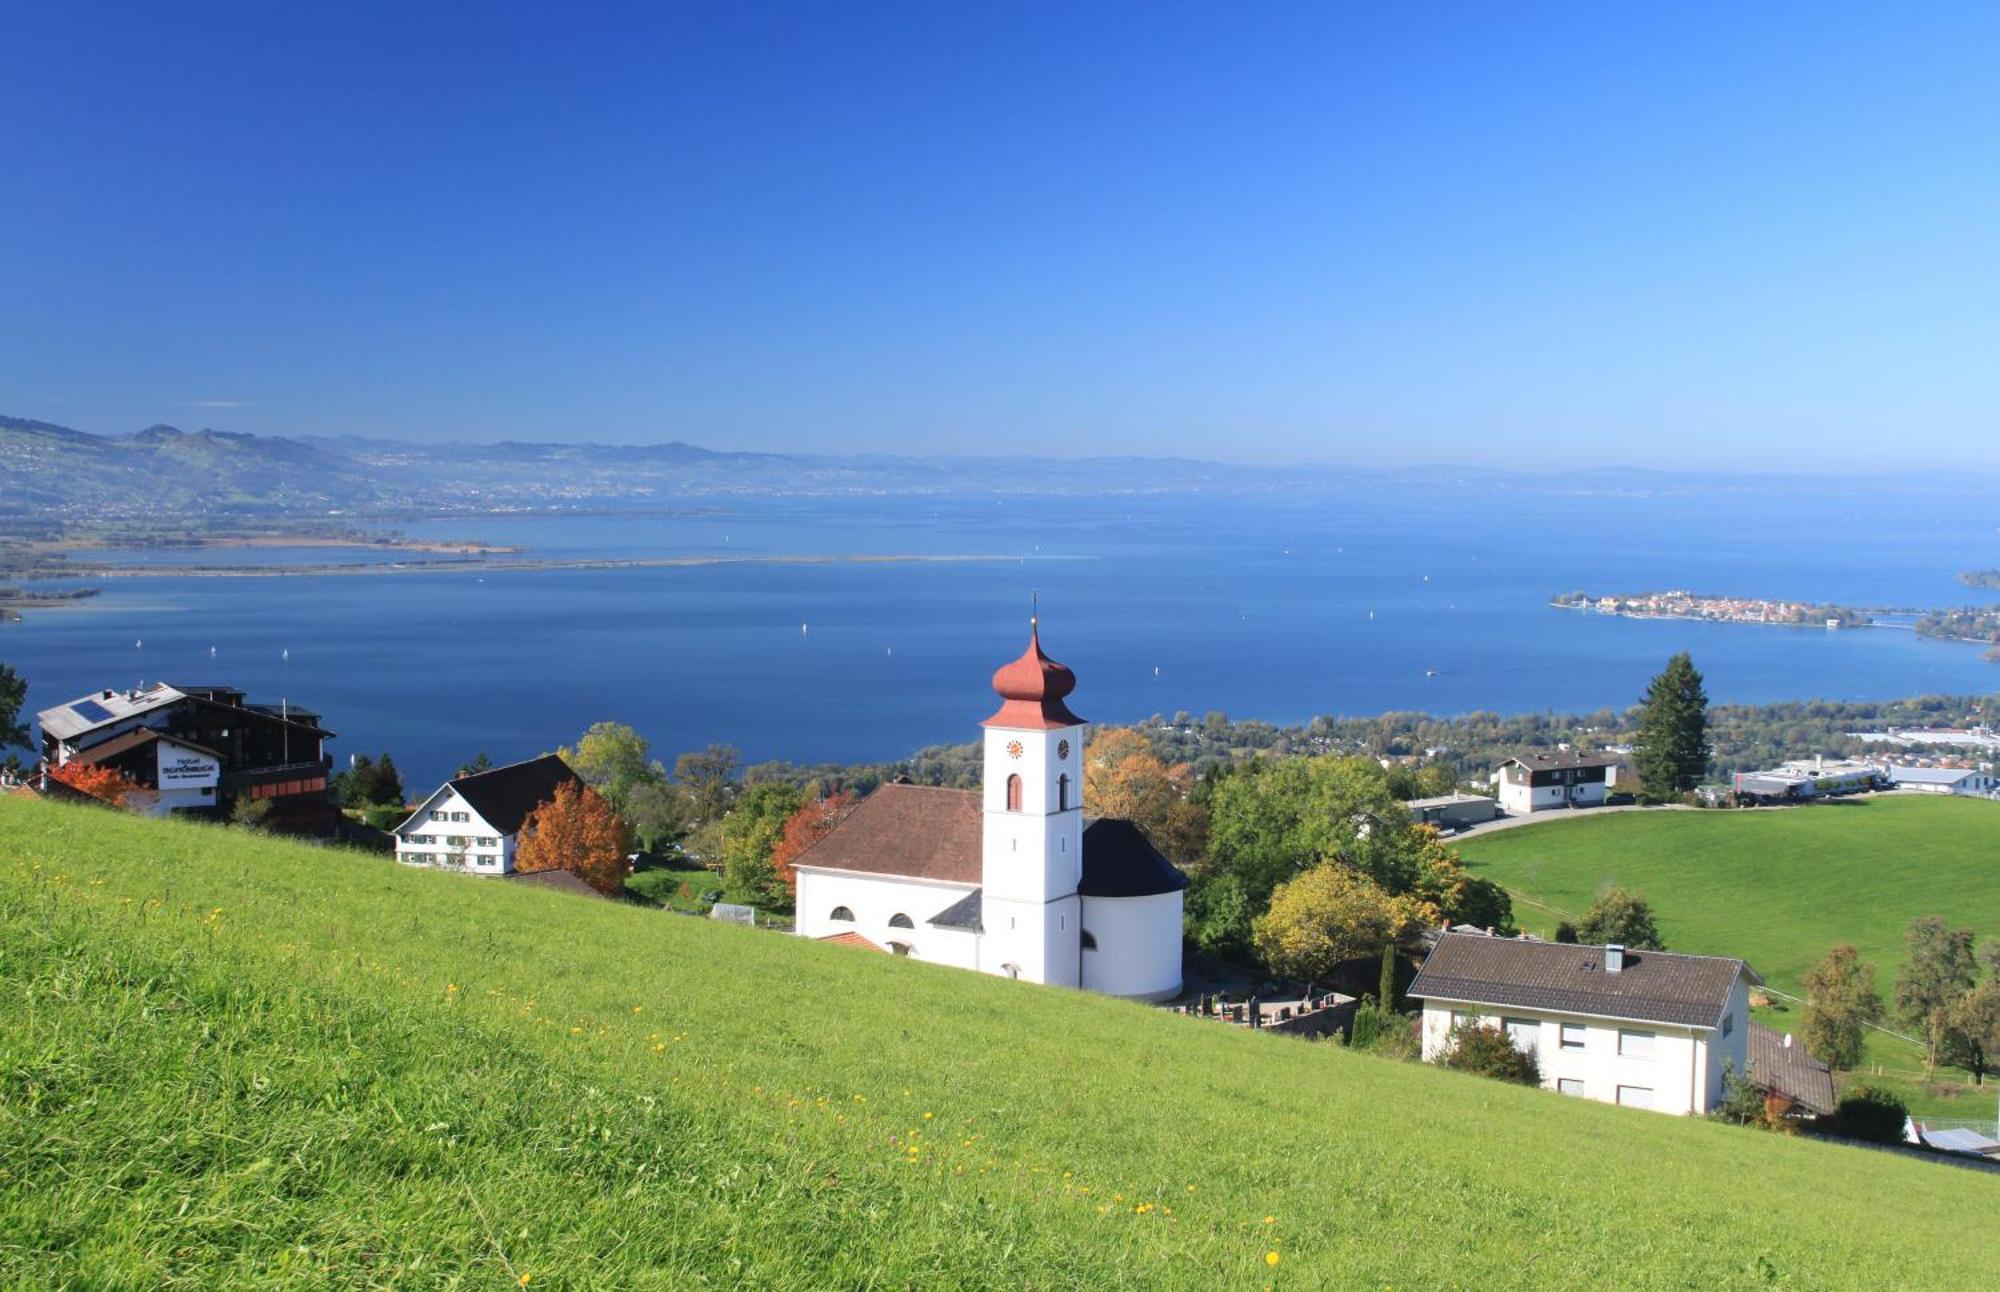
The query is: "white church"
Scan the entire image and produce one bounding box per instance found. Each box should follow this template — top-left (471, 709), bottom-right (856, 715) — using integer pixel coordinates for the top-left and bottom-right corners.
top-left (792, 620), bottom-right (1189, 1000)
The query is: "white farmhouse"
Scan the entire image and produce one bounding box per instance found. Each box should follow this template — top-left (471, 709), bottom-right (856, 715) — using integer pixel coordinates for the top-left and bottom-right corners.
top-left (792, 620), bottom-right (1188, 1000)
top-left (1410, 931), bottom-right (1759, 1116)
top-left (393, 754), bottom-right (581, 875)
top-left (1493, 751), bottom-right (1617, 814)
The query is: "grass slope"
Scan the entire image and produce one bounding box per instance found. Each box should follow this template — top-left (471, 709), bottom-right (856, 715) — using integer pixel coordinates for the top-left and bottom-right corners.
top-left (3, 799), bottom-right (1994, 1289)
top-left (1458, 797), bottom-right (2000, 1115)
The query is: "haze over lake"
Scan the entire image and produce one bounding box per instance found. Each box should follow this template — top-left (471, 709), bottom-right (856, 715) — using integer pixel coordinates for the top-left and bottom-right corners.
top-left (11, 485), bottom-right (1998, 787)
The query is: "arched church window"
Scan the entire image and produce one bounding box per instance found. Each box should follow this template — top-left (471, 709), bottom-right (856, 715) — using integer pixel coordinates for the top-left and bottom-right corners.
top-left (889, 941), bottom-right (914, 957)
top-left (1058, 773), bottom-right (1071, 811)
top-left (1081, 929), bottom-right (1097, 951)
top-left (888, 912), bottom-right (915, 929)
top-left (1006, 774), bottom-right (1023, 812)
top-left (830, 906), bottom-right (855, 922)
top-left (1001, 963), bottom-right (1020, 980)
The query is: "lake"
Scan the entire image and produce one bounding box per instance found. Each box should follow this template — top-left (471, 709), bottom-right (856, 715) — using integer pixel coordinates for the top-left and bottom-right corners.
top-left (8, 486), bottom-right (1998, 787)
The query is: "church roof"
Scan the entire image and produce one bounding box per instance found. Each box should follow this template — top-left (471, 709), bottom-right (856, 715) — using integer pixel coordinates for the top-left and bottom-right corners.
top-left (982, 621), bottom-right (1085, 730)
top-left (789, 782), bottom-right (983, 884)
top-left (927, 888), bottom-right (984, 932)
top-left (819, 931), bottom-right (888, 953)
top-left (1079, 819), bottom-right (1191, 897)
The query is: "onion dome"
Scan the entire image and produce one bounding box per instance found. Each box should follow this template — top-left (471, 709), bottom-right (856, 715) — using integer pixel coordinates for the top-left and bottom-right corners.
top-left (983, 619), bottom-right (1085, 729)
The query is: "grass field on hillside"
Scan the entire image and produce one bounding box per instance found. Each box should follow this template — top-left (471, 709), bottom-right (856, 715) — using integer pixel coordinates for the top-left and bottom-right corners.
top-left (4, 798), bottom-right (1996, 1289)
top-left (1458, 797), bottom-right (2000, 1118)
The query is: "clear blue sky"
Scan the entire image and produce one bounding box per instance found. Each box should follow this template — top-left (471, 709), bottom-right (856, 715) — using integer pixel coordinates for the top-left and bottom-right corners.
top-left (5, 3), bottom-right (1999, 467)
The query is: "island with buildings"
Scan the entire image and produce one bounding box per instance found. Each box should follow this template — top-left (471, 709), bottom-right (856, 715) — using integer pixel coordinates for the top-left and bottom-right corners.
top-left (1551, 590), bottom-right (1874, 630)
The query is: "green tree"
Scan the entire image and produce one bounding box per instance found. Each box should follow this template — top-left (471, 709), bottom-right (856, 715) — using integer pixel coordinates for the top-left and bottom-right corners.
top-left (1575, 886), bottom-right (1663, 950)
top-left (674, 743), bottom-right (740, 822)
top-left (1943, 977), bottom-right (2000, 1085)
top-left (560, 722), bottom-right (667, 813)
top-left (621, 779), bottom-right (697, 854)
top-left (1801, 945), bottom-right (1883, 1071)
top-left (0, 662), bottom-right (29, 753)
top-left (335, 753), bottom-right (405, 809)
top-left (1208, 756), bottom-right (1422, 908)
top-left (1437, 1023), bottom-right (1540, 1085)
top-left (456, 752), bottom-right (494, 777)
top-left (720, 781), bottom-right (806, 909)
top-left (1250, 863), bottom-right (1414, 989)
top-left (1894, 916), bottom-right (1979, 1075)
top-left (1829, 1085), bottom-right (1908, 1145)
top-left (1633, 652), bottom-right (1710, 800)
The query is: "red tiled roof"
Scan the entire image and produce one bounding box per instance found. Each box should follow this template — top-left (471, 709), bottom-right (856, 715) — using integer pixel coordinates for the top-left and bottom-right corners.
top-left (819, 931), bottom-right (887, 953)
top-left (982, 623), bottom-right (1084, 730)
top-left (790, 782), bottom-right (982, 883)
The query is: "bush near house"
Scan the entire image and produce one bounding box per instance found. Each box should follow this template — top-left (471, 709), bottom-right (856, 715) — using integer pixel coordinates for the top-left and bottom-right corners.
top-left (2, 798), bottom-right (1995, 1288)
top-left (1436, 1023), bottom-right (1541, 1086)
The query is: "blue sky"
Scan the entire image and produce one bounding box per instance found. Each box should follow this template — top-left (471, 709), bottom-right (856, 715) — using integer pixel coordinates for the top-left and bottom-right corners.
top-left (5, 3), bottom-right (1999, 467)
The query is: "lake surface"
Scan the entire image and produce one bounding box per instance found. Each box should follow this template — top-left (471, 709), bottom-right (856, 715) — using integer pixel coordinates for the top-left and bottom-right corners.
top-left (9, 487), bottom-right (1999, 788)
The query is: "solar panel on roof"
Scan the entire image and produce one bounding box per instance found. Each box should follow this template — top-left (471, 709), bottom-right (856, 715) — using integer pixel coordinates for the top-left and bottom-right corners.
top-left (69, 699), bottom-right (114, 723)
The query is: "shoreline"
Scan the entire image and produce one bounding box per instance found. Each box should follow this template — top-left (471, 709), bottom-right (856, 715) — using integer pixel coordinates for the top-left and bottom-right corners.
top-left (19, 551), bottom-right (1071, 582)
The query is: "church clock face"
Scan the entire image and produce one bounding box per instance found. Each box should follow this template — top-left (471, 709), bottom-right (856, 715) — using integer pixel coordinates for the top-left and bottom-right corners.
top-left (1057, 739), bottom-right (1070, 760)
top-left (1005, 740), bottom-right (1024, 759)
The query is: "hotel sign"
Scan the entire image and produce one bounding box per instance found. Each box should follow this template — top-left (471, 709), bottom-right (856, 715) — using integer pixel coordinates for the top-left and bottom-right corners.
top-left (157, 742), bottom-right (220, 789)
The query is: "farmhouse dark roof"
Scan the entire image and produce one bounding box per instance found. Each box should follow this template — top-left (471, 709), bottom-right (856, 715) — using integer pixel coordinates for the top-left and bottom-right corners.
top-left (927, 888), bottom-right (984, 932)
top-left (449, 755), bottom-right (582, 836)
top-left (1409, 932), bottom-right (1756, 1029)
top-left (1501, 750), bottom-right (1619, 771)
top-left (1747, 1023), bottom-right (1837, 1116)
top-left (1078, 819), bottom-right (1190, 897)
top-left (791, 783), bottom-right (983, 883)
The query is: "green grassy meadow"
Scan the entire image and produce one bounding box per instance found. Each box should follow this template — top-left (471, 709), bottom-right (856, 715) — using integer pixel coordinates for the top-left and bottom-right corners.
top-left (4, 797), bottom-right (1995, 1288)
top-left (1458, 797), bottom-right (2000, 1116)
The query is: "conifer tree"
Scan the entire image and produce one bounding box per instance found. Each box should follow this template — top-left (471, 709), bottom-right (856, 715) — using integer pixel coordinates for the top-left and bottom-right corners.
top-left (1633, 652), bottom-right (1710, 800)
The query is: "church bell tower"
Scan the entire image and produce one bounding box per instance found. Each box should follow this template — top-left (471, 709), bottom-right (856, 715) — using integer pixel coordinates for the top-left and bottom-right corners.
top-left (978, 616), bottom-right (1086, 987)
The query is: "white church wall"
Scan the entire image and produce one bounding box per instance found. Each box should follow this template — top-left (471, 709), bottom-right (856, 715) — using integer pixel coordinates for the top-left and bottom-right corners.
top-left (979, 892), bottom-right (1082, 986)
top-left (1081, 891), bottom-right (1184, 1000)
top-left (794, 867), bottom-right (976, 963)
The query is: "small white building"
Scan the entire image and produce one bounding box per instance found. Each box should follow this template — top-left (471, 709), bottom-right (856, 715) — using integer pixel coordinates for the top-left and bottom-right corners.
top-left (1882, 765), bottom-right (1999, 797)
top-left (393, 754), bottom-right (581, 875)
top-left (793, 620), bottom-right (1189, 1001)
top-left (1410, 931), bottom-right (1759, 1116)
top-left (1493, 751), bottom-right (1618, 814)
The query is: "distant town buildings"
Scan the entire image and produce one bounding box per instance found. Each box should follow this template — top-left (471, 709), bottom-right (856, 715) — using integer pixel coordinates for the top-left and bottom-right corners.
top-left (1404, 792), bottom-right (1501, 832)
top-left (1553, 589), bottom-right (1867, 629)
top-left (393, 754), bottom-right (581, 874)
top-left (35, 681), bottom-right (337, 830)
top-left (1731, 757), bottom-right (1883, 803)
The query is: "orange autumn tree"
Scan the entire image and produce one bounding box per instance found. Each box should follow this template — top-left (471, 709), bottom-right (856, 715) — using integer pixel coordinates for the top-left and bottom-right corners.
top-left (515, 781), bottom-right (634, 896)
top-left (770, 790), bottom-right (857, 896)
top-left (49, 761), bottom-right (155, 810)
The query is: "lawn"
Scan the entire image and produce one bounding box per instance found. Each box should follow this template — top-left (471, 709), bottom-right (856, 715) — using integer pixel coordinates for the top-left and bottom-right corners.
top-left (1458, 796), bottom-right (2000, 1118)
top-left (3, 797), bottom-right (1995, 1288)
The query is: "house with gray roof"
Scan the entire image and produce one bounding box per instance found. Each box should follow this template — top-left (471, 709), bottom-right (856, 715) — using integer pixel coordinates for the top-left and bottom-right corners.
top-left (1410, 930), bottom-right (1760, 1116)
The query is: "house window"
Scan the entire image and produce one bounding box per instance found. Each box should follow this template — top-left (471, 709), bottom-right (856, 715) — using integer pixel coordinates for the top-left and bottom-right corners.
top-left (1618, 1029), bottom-right (1655, 1059)
top-left (1557, 1078), bottom-right (1586, 1097)
top-left (1503, 1018), bottom-right (1540, 1053)
top-left (829, 906), bottom-right (855, 922)
top-left (1081, 930), bottom-right (1097, 951)
top-left (889, 942), bottom-right (913, 957)
top-left (1006, 774), bottom-right (1023, 812)
top-left (888, 913), bottom-right (914, 929)
top-left (1559, 1023), bottom-right (1586, 1051)
top-left (1720, 1012), bottom-right (1734, 1038)
top-left (1616, 1085), bottom-right (1653, 1109)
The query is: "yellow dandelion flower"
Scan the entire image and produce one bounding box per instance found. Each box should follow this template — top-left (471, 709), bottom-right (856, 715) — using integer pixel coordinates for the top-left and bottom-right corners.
top-left (1263, 1215), bottom-right (1276, 1225)
top-left (632, 1005), bottom-right (643, 1013)
top-left (519, 1275), bottom-right (532, 1287)
top-left (922, 1111), bottom-right (933, 1120)
top-left (1266, 1251), bottom-right (1281, 1267)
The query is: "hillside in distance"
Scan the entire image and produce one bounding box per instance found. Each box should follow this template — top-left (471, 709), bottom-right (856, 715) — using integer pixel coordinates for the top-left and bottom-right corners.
top-left (10, 413), bottom-right (2000, 529)
top-left (2, 797), bottom-right (1993, 1288)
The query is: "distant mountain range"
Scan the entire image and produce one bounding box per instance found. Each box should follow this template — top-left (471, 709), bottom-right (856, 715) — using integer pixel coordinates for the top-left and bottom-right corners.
top-left (2, 413), bottom-right (1994, 527)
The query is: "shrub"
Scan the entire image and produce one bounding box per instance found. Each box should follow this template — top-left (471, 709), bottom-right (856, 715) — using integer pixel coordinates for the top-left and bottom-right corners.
top-left (1828, 1085), bottom-right (1909, 1145)
top-left (1437, 1024), bottom-right (1540, 1085)
top-left (1347, 1000), bottom-right (1418, 1060)
top-left (1554, 921), bottom-right (1579, 944)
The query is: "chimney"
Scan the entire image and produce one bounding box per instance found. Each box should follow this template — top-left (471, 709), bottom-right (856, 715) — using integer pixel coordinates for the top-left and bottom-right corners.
top-left (1605, 943), bottom-right (1625, 974)
top-left (1815, 754), bottom-right (1824, 773)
